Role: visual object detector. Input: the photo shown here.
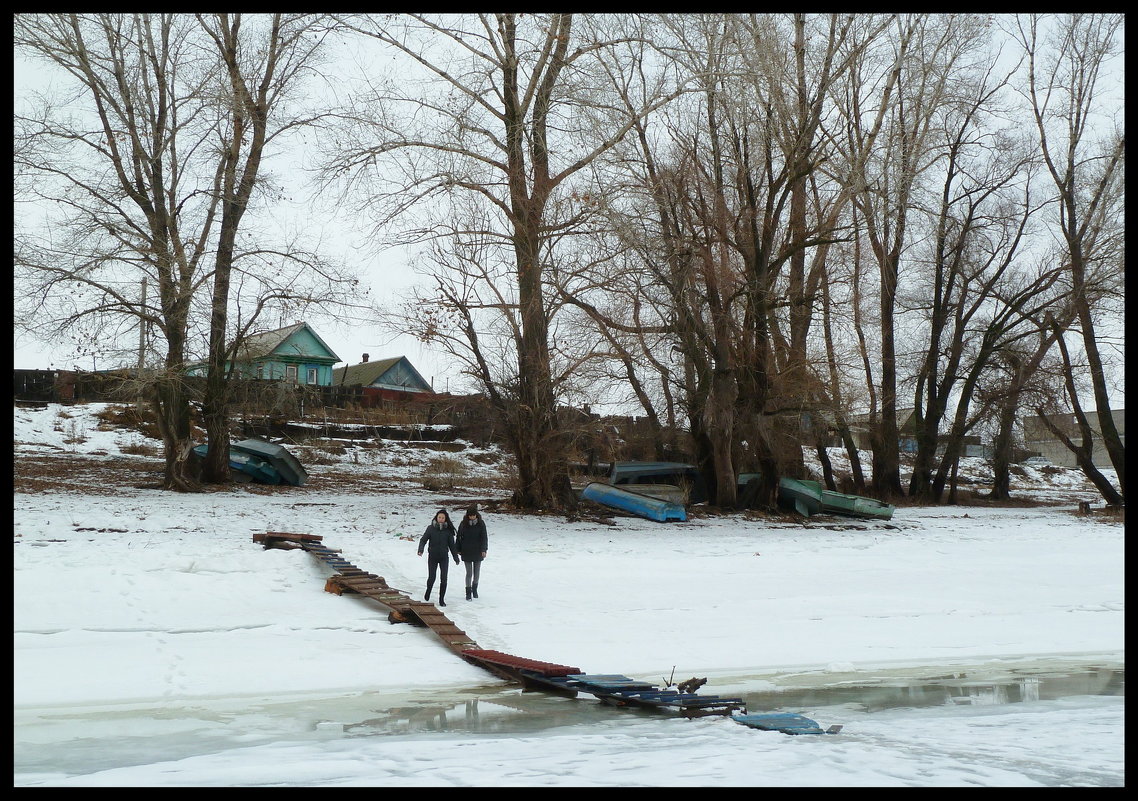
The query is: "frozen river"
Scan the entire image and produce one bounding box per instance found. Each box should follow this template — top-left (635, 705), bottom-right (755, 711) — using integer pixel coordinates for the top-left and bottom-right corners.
top-left (14, 656), bottom-right (1123, 786)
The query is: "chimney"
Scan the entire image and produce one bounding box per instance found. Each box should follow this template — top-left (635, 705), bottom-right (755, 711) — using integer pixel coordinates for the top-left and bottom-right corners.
top-left (362, 353), bottom-right (369, 363)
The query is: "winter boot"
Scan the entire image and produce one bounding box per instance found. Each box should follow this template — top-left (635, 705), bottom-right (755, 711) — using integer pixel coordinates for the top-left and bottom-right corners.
top-left (424, 585), bottom-right (432, 601)
top-left (439, 583), bottom-right (447, 606)
top-left (472, 584), bottom-right (478, 599)
top-left (466, 586), bottom-right (472, 601)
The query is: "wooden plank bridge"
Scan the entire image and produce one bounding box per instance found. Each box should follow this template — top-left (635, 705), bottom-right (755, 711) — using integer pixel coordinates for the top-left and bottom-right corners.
top-left (252, 531), bottom-right (841, 731)
top-left (253, 531), bottom-right (581, 683)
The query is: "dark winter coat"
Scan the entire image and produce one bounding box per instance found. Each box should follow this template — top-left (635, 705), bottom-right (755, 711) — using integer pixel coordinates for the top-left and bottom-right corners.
top-left (456, 516), bottom-right (488, 562)
top-left (419, 523), bottom-right (459, 561)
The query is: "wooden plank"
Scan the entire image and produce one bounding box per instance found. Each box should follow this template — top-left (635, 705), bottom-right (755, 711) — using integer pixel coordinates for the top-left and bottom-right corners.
top-left (462, 649), bottom-right (581, 676)
top-left (426, 625), bottom-right (468, 636)
top-left (339, 579), bottom-right (387, 590)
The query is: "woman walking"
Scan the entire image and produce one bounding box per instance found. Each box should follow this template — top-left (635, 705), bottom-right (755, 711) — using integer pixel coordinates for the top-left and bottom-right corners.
top-left (418, 509), bottom-right (460, 606)
top-left (456, 506), bottom-right (488, 600)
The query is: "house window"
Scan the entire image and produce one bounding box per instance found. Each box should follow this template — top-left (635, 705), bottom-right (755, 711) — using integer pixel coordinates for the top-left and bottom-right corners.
top-left (255, 363), bottom-right (264, 380)
top-left (306, 367), bottom-right (318, 385)
top-left (285, 365), bottom-right (298, 383)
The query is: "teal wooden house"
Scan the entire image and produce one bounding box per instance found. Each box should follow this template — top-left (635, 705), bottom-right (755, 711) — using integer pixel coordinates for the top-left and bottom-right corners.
top-left (187, 322), bottom-right (341, 386)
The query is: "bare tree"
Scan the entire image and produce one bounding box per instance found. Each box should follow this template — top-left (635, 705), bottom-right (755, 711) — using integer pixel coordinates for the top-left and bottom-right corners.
top-left (1034, 316), bottom-right (1124, 505)
top-left (904, 60), bottom-right (1052, 501)
top-left (985, 322), bottom-right (1064, 500)
top-left (15, 14), bottom-right (213, 490)
top-left (193, 13), bottom-right (336, 483)
top-left (322, 13), bottom-right (684, 510)
top-left (831, 15), bottom-right (996, 500)
top-left (1011, 13), bottom-right (1125, 500)
top-left (14, 12), bottom-right (352, 490)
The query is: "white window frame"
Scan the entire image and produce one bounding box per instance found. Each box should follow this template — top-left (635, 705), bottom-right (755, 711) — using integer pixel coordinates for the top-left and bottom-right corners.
top-left (285, 364), bottom-right (298, 383)
top-left (306, 367), bottom-right (318, 385)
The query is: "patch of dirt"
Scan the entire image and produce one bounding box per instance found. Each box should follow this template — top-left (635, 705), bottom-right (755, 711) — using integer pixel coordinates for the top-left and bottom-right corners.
top-left (14, 455), bottom-right (166, 495)
top-left (12, 451), bottom-right (494, 497)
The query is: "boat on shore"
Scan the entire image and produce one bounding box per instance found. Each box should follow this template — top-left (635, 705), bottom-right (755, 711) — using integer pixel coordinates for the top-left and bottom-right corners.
top-left (777, 476), bottom-right (894, 520)
top-left (581, 481), bottom-right (687, 522)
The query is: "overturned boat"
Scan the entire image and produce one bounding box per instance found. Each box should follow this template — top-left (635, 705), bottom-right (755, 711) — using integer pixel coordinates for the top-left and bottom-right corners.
top-left (192, 443), bottom-right (280, 484)
top-left (582, 481), bottom-right (687, 522)
top-left (777, 477), bottom-right (894, 520)
top-left (609, 461), bottom-right (707, 504)
top-left (192, 439), bottom-right (308, 486)
top-left (230, 438), bottom-right (308, 486)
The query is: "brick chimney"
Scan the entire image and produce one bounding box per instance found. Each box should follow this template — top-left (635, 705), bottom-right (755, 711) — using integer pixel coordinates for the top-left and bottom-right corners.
top-left (362, 353), bottom-right (369, 363)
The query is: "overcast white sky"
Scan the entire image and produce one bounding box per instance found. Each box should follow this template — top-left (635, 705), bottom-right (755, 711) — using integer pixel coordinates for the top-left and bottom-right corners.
top-left (12, 15), bottom-right (1124, 408)
top-left (12, 35), bottom-right (461, 391)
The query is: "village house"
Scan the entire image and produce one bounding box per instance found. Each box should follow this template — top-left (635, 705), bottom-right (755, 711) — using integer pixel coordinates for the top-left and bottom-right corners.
top-left (331, 354), bottom-right (434, 401)
top-left (186, 322), bottom-right (341, 386)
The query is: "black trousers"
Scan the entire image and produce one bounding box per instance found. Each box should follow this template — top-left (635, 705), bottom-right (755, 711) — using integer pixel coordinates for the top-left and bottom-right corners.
top-left (426, 554), bottom-right (450, 592)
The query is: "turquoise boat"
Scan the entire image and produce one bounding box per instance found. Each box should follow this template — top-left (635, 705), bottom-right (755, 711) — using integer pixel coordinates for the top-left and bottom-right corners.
top-left (775, 477), bottom-right (825, 516)
top-left (733, 712), bottom-right (842, 735)
top-left (230, 439), bottom-right (308, 486)
top-left (777, 477), bottom-right (894, 521)
top-left (192, 443), bottom-right (281, 485)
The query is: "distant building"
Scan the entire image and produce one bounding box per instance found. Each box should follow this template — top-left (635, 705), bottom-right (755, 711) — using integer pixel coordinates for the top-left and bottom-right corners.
top-left (849, 408), bottom-right (990, 457)
top-left (1023, 409), bottom-right (1125, 468)
top-left (850, 408), bottom-right (919, 453)
top-left (186, 322), bottom-right (341, 386)
top-left (331, 354), bottom-right (434, 398)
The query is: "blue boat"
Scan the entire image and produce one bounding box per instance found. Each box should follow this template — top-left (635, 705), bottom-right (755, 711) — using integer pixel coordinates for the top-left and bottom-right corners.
top-left (582, 482), bottom-right (687, 522)
top-left (192, 444), bottom-right (281, 484)
top-left (733, 711), bottom-right (842, 735)
top-left (230, 439), bottom-right (308, 486)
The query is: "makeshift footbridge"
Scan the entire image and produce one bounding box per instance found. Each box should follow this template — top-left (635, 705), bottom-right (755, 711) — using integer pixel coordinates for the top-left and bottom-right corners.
top-left (253, 531), bottom-right (841, 734)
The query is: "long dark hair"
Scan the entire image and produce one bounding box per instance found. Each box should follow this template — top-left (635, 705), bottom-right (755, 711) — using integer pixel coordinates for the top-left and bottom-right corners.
top-left (433, 509), bottom-right (454, 531)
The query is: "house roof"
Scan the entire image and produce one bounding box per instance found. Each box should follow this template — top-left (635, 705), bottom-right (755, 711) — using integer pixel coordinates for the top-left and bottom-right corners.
top-left (331, 356), bottom-right (432, 391)
top-left (332, 357), bottom-right (402, 388)
top-left (234, 322), bottom-right (340, 363)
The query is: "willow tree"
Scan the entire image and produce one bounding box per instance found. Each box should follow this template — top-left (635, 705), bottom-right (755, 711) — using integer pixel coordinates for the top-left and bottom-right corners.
top-left (323, 13), bottom-right (683, 510)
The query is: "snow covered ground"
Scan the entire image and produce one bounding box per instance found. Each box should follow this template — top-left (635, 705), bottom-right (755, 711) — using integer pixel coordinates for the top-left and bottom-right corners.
top-left (12, 403), bottom-right (1125, 786)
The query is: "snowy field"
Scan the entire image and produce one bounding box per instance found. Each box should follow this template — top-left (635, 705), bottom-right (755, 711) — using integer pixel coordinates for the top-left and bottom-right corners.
top-left (13, 403), bottom-right (1125, 787)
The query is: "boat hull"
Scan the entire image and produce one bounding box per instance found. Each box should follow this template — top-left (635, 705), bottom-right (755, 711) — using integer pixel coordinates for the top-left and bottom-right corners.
top-left (777, 477), bottom-right (894, 520)
top-left (192, 444), bottom-right (281, 484)
top-left (230, 439), bottom-right (308, 486)
top-left (582, 482), bottom-right (687, 522)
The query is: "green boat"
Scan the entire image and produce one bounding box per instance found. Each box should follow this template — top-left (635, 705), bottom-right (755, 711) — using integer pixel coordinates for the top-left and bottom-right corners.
top-left (777, 477), bottom-right (895, 521)
top-left (774, 477), bottom-right (825, 517)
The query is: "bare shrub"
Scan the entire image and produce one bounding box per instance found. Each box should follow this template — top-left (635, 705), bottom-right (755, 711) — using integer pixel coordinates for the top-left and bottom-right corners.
top-left (420, 455), bottom-right (468, 491)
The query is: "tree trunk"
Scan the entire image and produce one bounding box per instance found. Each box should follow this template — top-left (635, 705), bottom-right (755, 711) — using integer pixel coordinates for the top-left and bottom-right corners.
top-left (150, 365), bottom-right (198, 492)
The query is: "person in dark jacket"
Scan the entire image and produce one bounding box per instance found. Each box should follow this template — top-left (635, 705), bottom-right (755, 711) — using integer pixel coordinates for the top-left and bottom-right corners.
top-left (455, 505), bottom-right (488, 600)
top-left (418, 509), bottom-right (460, 606)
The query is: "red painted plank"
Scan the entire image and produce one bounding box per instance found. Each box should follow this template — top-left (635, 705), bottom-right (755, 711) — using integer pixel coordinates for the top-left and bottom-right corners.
top-left (462, 649), bottom-right (581, 677)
